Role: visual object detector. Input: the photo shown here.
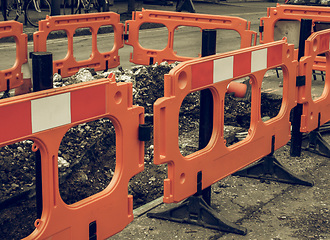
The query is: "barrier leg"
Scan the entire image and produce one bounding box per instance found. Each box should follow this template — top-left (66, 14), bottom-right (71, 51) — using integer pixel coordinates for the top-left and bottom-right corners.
top-left (147, 195), bottom-right (246, 234)
top-left (304, 118), bottom-right (330, 157)
top-left (148, 30), bottom-right (247, 236)
top-left (306, 130), bottom-right (330, 157)
top-left (234, 136), bottom-right (313, 186)
top-left (233, 155), bottom-right (314, 186)
top-left (31, 52), bottom-right (54, 218)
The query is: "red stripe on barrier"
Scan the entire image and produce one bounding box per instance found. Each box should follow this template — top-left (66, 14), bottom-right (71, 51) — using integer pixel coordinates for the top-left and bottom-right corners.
top-left (191, 61), bottom-right (213, 89)
top-left (234, 52), bottom-right (251, 77)
top-left (71, 84), bottom-right (106, 122)
top-left (0, 101), bottom-right (32, 143)
top-left (267, 45), bottom-right (282, 67)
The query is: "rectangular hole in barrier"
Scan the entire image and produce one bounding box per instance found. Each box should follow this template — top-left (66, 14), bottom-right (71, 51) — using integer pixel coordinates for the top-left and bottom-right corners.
top-left (311, 55), bottom-right (326, 101)
top-left (97, 25), bottom-right (115, 54)
top-left (178, 90), bottom-right (201, 157)
top-left (224, 77), bottom-right (251, 147)
top-left (314, 21), bottom-right (330, 32)
top-left (174, 26), bottom-right (202, 58)
top-left (215, 29), bottom-right (241, 54)
top-left (139, 23), bottom-right (168, 51)
top-left (89, 221), bottom-right (97, 240)
top-left (59, 118), bottom-right (116, 205)
top-left (47, 30), bottom-right (69, 61)
top-left (0, 140), bottom-right (37, 240)
top-left (274, 20), bottom-right (300, 49)
top-left (0, 36), bottom-right (17, 70)
top-left (73, 28), bottom-right (93, 62)
top-left (261, 67), bottom-right (284, 123)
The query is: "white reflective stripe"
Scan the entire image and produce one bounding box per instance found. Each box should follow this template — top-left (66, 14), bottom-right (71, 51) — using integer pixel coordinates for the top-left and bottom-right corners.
top-left (213, 56), bottom-right (234, 83)
top-left (251, 48), bottom-right (267, 72)
top-left (31, 93), bottom-right (71, 133)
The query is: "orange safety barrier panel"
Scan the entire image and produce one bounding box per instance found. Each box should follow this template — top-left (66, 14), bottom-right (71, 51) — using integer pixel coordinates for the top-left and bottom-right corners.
top-left (153, 40), bottom-right (297, 203)
top-left (33, 12), bottom-right (124, 78)
top-left (299, 29), bottom-right (330, 133)
top-left (0, 21), bottom-right (28, 92)
top-left (0, 76), bottom-right (144, 239)
top-left (260, 4), bottom-right (330, 71)
top-left (125, 9), bottom-right (257, 65)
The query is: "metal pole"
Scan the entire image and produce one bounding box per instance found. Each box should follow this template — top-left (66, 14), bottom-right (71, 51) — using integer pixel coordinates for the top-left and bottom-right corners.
top-left (31, 52), bottom-right (53, 218)
top-left (290, 19), bottom-right (312, 157)
top-left (1, 0), bottom-right (7, 21)
top-left (51, 0), bottom-right (61, 16)
top-left (197, 29), bottom-right (216, 205)
top-left (31, 52), bottom-right (53, 91)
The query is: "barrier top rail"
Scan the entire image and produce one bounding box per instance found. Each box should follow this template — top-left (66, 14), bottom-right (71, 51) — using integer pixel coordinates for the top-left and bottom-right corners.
top-left (0, 76), bottom-right (144, 239)
top-left (0, 21), bottom-right (28, 92)
top-left (259, 3), bottom-right (330, 71)
top-left (153, 40), bottom-right (297, 203)
top-left (298, 28), bottom-right (330, 133)
top-left (33, 12), bottom-right (124, 78)
top-left (260, 3), bottom-right (330, 44)
top-left (125, 9), bottom-right (257, 66)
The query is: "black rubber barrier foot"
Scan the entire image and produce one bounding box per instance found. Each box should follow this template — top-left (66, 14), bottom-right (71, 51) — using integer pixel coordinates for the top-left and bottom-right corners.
top-left (305, 130), bottom-right (330, 158)
top-left (147, 195), bottom-right (247, 235)
top-left (233, 155), bottom-right (314, 187)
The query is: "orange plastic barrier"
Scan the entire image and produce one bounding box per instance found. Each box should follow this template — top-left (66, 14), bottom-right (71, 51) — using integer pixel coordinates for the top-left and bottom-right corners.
top-left (33, 12), bottom-right (124, 78)
top-left (260, 4), bottom-right (330, 71)
top-left (0, 76), bottom-right (144, 239)
top-left (125, 9), bottom-right (257, 65)
top-left (0, 21), bottom-right (28, 92)
top-left (153, 40), bottom-right (297, 203)
top-left (299, 29), bottom-right (330, 133)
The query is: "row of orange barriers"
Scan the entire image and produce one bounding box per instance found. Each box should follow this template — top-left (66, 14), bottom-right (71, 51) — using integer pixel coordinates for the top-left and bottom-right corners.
top-left (0, 9), bottom-right (256, 93)
top-left (0, 5), bottom-right (330, 239)
top-left (3, 4), bottom-right (330, 93)
top-left (0, 10), bottom-right (258, 239)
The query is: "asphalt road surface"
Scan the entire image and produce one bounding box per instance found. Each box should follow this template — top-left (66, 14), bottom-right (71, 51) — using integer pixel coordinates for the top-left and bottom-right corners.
top-left (0, 2), bottom-right (278, 71)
